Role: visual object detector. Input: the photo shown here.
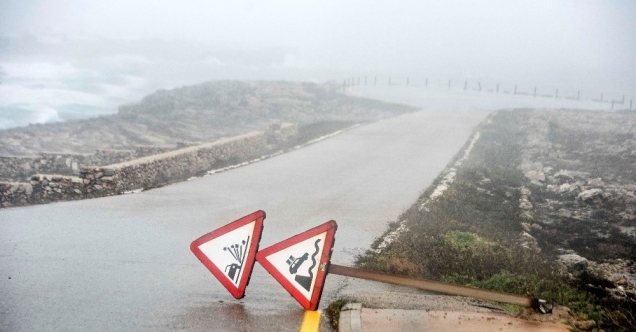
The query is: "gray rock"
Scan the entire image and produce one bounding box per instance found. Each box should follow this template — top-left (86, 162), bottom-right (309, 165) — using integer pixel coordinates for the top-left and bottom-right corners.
top-left (525, 170), bottom-right (545, 184)
top-left (519, 197), bottom-right (533, 210)
top-left (558, 253), bottom-right (588, 269)
top-left (587, 178), bottom-right (604, 187)
top-left (521, 222), bottom-right (531, 232)
top-left (558, 183), bottom-right (571, 193)
top-left (577, 189), bottom-right (605, 204)
top-left (519, 232), bottom-right (541, 253)
top-left (23, 184), bottom-right (33, 195)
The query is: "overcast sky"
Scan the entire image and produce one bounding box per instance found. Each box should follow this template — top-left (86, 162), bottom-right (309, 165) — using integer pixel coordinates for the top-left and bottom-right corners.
top-left (3, 0), bottom-right (636, 86)
top-left (1, 0), bottom-right (635, 128)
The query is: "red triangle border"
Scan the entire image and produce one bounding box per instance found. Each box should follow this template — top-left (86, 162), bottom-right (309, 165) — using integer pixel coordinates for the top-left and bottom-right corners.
top-left (190, 210), bottom-right (265, 299)
top-left (256, 220), bottom-right (337, 310)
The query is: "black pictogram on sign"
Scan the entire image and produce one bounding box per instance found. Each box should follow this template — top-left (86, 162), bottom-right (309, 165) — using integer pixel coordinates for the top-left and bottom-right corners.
top-left (223, 236), bottom-right (250, 283)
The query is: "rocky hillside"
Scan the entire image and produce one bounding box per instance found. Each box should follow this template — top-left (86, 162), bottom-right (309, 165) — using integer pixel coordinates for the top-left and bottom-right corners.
top-left (0, 81), bottom-right (416, 156)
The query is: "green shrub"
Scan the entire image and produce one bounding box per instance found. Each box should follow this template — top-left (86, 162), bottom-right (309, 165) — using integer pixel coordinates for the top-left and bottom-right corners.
top-left (324, 299), bottom-right (348, 330)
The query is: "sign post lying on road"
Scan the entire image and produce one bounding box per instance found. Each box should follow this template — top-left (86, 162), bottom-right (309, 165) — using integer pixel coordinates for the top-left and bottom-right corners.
top-left (256, 220), bottom-right (337, 310)
top-left (190, 210), bottom-right (265, 299)
top-left (191, 212), bottom-right (543, 313)
top-left (327, 264), bottom-right (540, 309)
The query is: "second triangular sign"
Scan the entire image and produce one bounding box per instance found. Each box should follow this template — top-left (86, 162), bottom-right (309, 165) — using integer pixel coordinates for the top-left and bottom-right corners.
top-left (256, 220), bottom-right (337, 310)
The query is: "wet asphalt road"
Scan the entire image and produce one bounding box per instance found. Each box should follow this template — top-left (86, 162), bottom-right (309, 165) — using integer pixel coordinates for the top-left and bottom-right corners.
top-left (1, 89), bottom-right (491, 331)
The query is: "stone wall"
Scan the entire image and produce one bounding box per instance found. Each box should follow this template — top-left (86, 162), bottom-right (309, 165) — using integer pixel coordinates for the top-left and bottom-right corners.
top-left (1, 124), bottom-right (296, 208)
top-left (0, 153), bottom-right (90, 181)
top-left (0, 146), bottom-right (183, 182)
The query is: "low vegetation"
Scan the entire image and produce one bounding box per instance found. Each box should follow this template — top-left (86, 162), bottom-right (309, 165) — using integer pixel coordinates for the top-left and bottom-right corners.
top-left (357, 109), bottom-right (636, 331)
top-left (324, 299), bottom-right (348, 330)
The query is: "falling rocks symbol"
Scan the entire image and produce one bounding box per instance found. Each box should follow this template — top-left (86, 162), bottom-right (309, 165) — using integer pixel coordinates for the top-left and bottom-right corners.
top-left (256, 220), bottom-right (337, 310)
top-left (190, 210), bottom-right (265, 299)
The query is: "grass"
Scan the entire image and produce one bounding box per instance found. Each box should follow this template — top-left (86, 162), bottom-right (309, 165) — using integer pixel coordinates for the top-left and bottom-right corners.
top-left (356, 110), bottom-right (636, 331)
top-left (324, 299), bottom-right (348, 330)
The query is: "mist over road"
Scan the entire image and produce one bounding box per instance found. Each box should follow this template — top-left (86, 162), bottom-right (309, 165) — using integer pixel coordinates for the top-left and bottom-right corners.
top-left (1, 91), bottom-right (490, 331)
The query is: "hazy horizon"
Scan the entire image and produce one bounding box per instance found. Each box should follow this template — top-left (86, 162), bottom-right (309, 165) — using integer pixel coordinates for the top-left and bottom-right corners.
top-left (1, 0), bottom-right (635, 128)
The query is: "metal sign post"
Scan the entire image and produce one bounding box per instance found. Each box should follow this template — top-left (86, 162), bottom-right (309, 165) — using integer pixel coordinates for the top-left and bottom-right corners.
top-left (328, 264), bottom-right (539, 309)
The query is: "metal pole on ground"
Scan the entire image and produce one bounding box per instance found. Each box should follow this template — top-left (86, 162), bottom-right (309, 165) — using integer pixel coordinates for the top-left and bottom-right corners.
top-left (328, 264), bottom-right (539, 309)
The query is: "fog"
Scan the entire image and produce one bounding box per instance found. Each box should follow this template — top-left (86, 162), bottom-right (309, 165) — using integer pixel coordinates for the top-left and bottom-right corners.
top-left (1, 0), bottom-right (635, 128)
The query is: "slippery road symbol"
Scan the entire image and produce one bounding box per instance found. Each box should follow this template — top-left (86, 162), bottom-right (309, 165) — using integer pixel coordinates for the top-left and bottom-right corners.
top-left (286, 239), bottom-right (321, 291)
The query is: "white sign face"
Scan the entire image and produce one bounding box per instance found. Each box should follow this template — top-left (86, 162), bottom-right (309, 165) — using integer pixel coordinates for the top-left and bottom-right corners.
top-left (197, 221), bottom-right (255, 286)
top-left (261, 232), bottom-right (327, 300)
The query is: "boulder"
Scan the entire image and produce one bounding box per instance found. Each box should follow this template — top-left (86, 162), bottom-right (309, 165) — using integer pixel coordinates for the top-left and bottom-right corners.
top-left (577, 189), bottom-right (605, 204)
top-left (525, 170), bottom-right (545, 184)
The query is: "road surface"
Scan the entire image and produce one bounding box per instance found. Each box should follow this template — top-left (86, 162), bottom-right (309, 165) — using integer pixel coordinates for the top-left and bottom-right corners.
top-left (1, 88), bottom-right (492, 331)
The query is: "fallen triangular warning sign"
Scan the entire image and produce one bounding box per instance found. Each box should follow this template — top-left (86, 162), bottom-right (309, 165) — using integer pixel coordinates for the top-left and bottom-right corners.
top-left (256, 220), bottom-right (337, 310)
top-left (190, 210), bottom-right (265, 299)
